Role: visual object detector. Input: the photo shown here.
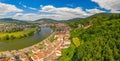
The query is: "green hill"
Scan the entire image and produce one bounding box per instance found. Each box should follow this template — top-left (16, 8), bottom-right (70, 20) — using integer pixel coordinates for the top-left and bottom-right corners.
top-left (59, 13), bottom-right (120, 61)
top-left (0, 18), bottom-right (27, 24)
top-left (35, 18), bottom-right (59, 23)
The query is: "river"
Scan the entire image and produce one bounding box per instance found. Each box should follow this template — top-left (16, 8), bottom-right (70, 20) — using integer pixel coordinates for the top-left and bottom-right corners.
top-left (0, 27), bottom-right (53, 52)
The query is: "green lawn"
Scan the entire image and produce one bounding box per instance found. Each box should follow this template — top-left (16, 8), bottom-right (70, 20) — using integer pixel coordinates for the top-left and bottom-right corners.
top-left (0, 28), bottom-right (37, 40)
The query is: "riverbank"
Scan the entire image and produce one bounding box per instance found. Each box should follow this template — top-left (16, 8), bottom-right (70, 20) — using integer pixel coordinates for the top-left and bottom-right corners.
top-left (0, 23), bottom-right (71, 61)
top-left (0, 27), bottom-right (37, 41)
top-left (18, 31), bottom-right (56, 52)
top-left (0, 27), bottom-right (52, 52)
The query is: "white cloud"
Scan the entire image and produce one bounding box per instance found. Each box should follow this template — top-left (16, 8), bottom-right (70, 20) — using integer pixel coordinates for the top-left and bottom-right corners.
top-left (40, 5), bottom-right (86, 14)
top-left (92, 0), bottom-right (120, 12)
top-left (19, 2), bottom-right (37, 10)
top-left (86, 8), bottom-right (105, 14)
top-left (111, 10), bottom-right (120, 13)
top-left (28, 7), bottom-right (37, 10)
top-left (39, 5), bottom-right (88, 20)
top-left (0, 2), bottom-right (23, 19)
top-left (13, 13), bottom-right (40, 21)
top-left (22, 4), bottom-right (27, 8)
top-left (19, 2), bottom-right (27, 8)
top-left (12, 13), bottom-right (72, 21)
top-left (40, 5), bottom-right (43, 8)
top-left (12, 5), bottom-right (107, 21)
top-left (0, 2), bottom-right (23, 13)
top-left (0, 3), bottom-right (107, 21)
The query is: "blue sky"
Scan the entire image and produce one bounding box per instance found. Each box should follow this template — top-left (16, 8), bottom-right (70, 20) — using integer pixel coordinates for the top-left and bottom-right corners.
top-left (1, 0), bottom-right (100, 12)
top-left (0, 0), bottom-right (119, 20)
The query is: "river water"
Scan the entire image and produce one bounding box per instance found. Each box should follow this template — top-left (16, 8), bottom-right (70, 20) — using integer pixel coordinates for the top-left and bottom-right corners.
top-left (0, 27), bottom-right (53, 52)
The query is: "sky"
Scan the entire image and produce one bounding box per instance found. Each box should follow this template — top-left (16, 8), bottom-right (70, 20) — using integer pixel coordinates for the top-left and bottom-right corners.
top-left (0, 0), bottom-right (120, 21)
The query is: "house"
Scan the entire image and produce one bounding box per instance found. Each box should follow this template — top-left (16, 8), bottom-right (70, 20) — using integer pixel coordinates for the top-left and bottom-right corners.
top-left (78, 24), bottom-right (84, 28)
top-left (57, 34), bottom-right (64, 41)
top-left (8, 57), bottom-right (15, 61)
top-left (31, 52), bottom-right (44, 61)
top-left (54, 35), bottom-right (58, 39)
top-left (63, 41), bottom-right (71, 48)
top-left (32, 47), bottom-right (40, 53)
top-left (55, 50), bottom-right (61, 57)
top-left (31, 55), bottom-right (39, 61)
top-left (36, 52), bottom-right (44, 61)
top-left (43, 50), bottom-right (49, 56)
top-left (19, 52), bottom-right (30, 61)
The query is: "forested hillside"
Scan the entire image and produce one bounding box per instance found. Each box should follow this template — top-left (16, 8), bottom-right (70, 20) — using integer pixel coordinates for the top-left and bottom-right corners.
top-left (59, 13), bottom-right (120, 61)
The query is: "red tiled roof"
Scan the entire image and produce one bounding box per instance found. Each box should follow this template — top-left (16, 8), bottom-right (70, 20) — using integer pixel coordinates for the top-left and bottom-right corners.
top-left (37, 52), bottom-right (44, 58)
top-left (57, 47), bottom-right (62, 51)
top-left (44, 50), bottom-right (49, 55)
top-left (25, 58), bottom-right (30, 61)
top-left (31, 55), bottom-right (38, 61)
top-left (58, 34), bottom-right (64, 38)
top-left (55, 40), bottom-right (60, 45)
top-left (8, 58), bottom-right (14, 61)
top-left (33, 47), bottom-right (39, 51)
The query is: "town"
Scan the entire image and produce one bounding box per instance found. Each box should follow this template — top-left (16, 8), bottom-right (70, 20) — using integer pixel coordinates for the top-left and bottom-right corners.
top-left (0, 23), bottom-right (32, 33)
top-left (0, 23), bottom-right (71, 61)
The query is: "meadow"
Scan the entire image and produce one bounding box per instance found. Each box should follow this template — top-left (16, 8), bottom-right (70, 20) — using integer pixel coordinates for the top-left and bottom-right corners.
top-left (0, 28), bottom-right (37, 40)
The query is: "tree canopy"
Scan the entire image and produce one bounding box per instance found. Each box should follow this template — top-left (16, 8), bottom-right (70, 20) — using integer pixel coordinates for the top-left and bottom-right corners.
top-left (59, 13), bottom-right (120, 61)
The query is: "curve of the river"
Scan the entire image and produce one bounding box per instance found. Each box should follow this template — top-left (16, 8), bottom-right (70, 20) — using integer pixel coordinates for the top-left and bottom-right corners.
top-left (0, 27), bottom-right (53, 52)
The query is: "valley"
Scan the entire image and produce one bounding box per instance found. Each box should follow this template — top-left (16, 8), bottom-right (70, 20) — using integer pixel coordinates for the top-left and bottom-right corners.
top-left (0, 0), bottom-right (120, 61)
top-left (0, 23), bottom-right (71, 61)
top-left (0, 13), bottom-right (120, 61)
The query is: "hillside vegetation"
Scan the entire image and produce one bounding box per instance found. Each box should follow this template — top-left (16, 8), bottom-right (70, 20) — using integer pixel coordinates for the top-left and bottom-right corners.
top-left (35, 18), bottom-right (58, 23)
top-left (59, 13), bottom-right (120, 61)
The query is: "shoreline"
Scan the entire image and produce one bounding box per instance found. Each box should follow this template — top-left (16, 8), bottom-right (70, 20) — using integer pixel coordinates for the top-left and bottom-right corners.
top-left (0, 31), bottom-right (55, 54)
top-left (0, 23), bottom-right (71, 61)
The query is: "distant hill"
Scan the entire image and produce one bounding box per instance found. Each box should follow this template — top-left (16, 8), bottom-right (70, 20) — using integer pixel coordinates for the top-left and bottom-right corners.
top-left (35, 18), bottom-right (59, 23)
top-left (1, 13), bottom-right (120, 24)
top-left (86, 13), bottom-right (120, 19)
top-left (0, 18), bottom-right (17, 21)
top-left (35, 13), bottom-right (120, 23)
top-left (0, 18), bottom-right (27, 24)
top-left (61, 18), bottom-right (84, 23)
top-left (35, 18), bottom-right (83, 23)
top-left (65, 13), bottom-right (120, 21)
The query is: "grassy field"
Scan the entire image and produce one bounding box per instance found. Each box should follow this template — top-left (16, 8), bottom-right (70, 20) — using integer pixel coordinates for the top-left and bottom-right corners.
top-left (0, 28), bottom-right (37, 40)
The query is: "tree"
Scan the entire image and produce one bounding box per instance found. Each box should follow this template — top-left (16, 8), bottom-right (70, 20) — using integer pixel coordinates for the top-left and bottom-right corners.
top-left (72, 37), bottom-right (80, 47)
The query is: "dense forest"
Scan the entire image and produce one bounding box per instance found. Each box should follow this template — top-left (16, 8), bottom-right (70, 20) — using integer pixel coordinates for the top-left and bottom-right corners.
top-left (59, 13), bottom-right (120, 61)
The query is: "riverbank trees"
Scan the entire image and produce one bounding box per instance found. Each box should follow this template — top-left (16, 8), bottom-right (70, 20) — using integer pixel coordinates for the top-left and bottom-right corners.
top-left (0, 28), bottom-right (37, 41)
